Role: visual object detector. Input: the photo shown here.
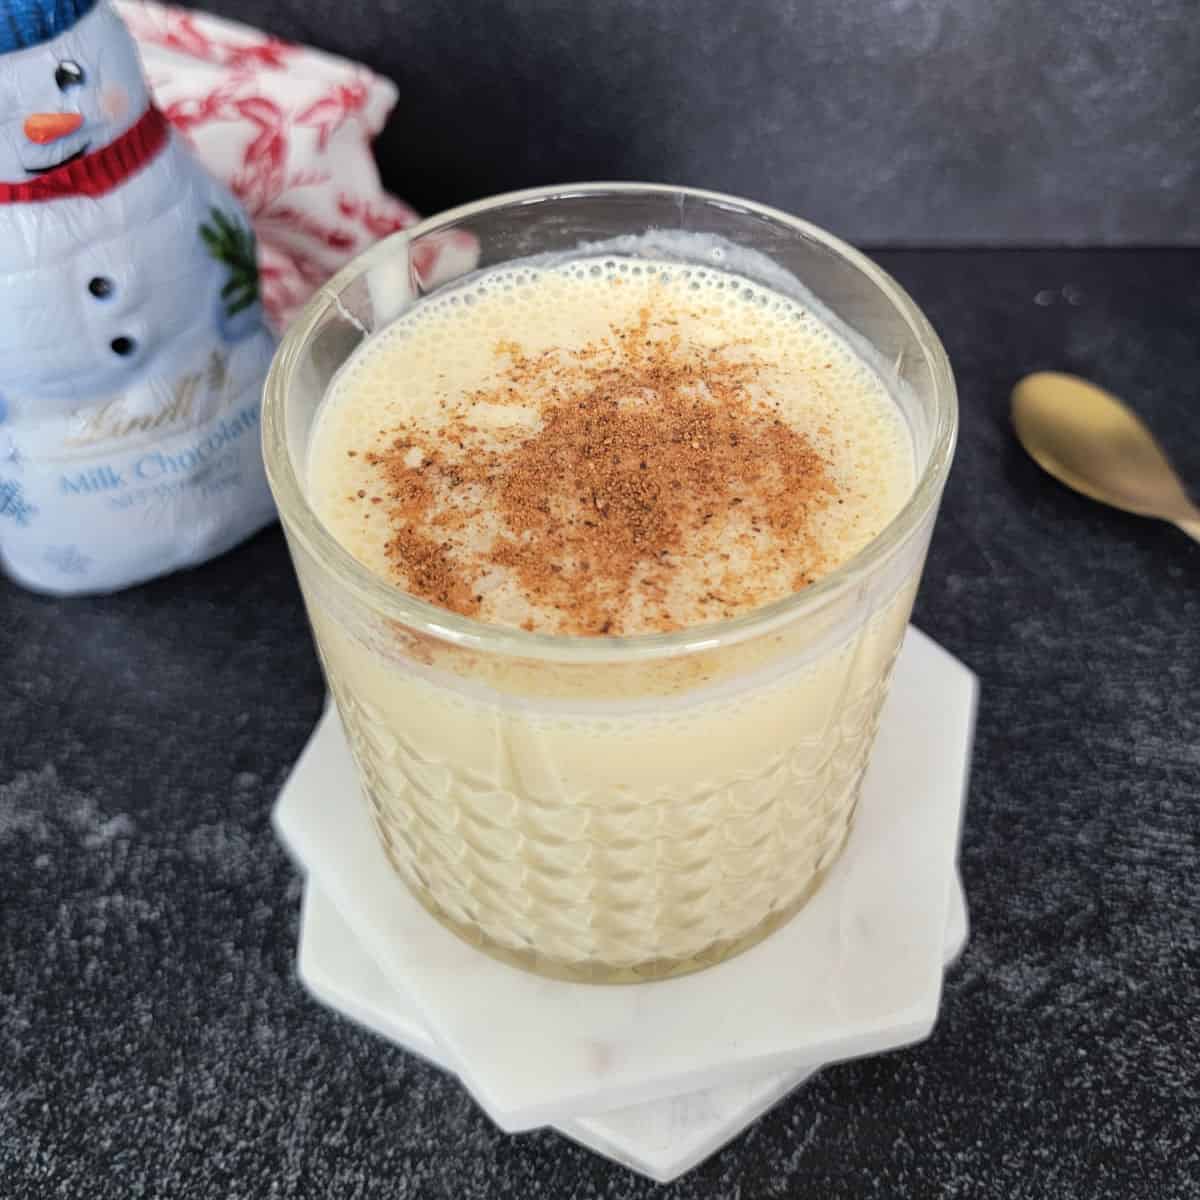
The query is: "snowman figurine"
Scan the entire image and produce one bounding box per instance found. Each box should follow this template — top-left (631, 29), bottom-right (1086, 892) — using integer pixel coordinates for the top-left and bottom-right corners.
top-left (0, 0), bottom-right (277, 594)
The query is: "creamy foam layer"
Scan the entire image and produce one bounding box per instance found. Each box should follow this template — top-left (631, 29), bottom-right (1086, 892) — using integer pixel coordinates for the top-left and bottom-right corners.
top-left (309, 256), bottom-right (914, 636)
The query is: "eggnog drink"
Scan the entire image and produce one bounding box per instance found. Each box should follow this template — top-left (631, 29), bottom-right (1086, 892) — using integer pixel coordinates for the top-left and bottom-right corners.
top-left (302, 254), bottom-right (920, 981)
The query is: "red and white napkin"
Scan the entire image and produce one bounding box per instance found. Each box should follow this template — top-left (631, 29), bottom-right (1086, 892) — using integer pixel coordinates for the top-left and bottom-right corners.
top-left (117, 0), bottom-right (452, 331)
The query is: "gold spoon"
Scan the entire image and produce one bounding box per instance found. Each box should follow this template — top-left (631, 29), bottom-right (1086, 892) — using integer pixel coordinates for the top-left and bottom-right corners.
top-left (1012, 371), bottom-right (1200, 545)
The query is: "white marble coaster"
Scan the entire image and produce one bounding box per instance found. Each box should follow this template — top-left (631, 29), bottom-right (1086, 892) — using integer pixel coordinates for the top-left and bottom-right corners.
top-left (298, 875), bottom-right (968, 1183)
top-left (274, 625), bottom-right (977, 1133)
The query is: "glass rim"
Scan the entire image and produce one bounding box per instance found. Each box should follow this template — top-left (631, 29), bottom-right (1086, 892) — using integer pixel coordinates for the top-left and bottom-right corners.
top-left (262, 181), bottom-right (958, 665)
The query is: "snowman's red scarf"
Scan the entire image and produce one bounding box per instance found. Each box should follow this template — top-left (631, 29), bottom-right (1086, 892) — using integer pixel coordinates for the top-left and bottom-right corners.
top-left (0, 106), bottom-right (170, 205)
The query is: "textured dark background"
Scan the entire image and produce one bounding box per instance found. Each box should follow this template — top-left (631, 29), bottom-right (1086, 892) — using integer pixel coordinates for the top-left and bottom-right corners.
top-left (182, 0), bottom-right (1199, 245)
top-left (3, 249), bottom-right (1199, 1198)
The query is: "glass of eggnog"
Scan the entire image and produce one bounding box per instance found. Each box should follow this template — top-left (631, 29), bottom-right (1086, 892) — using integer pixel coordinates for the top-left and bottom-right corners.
top-left (263, 184), bottom-right (957, 983)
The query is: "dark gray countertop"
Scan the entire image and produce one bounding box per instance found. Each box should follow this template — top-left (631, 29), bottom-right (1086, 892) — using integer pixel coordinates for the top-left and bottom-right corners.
top-left (2, 250), bottom-right (1198, 1199)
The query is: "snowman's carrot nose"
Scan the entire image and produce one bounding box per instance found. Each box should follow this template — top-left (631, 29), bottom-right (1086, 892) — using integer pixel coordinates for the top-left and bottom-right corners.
top-left (23, 112), bottom-right (84, 144)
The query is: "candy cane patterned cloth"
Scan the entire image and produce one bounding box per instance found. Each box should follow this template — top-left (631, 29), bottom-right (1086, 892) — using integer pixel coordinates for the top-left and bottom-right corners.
top-left (117, 0), bottom-right (440, 331)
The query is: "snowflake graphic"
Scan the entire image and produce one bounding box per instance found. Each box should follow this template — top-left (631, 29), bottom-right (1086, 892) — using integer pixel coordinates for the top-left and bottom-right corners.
top-left (43, 545), bottom-right (91, 576)
top-left (0, 477), bottom-right (35, 526)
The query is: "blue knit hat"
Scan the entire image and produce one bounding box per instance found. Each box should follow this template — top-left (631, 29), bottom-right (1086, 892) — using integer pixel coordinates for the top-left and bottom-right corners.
top-left (1, 0), bottom-right (98, 53)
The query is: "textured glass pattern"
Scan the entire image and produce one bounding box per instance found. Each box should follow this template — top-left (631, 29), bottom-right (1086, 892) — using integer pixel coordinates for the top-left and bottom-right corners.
top-left (325, 621), bottom-right (905, 982)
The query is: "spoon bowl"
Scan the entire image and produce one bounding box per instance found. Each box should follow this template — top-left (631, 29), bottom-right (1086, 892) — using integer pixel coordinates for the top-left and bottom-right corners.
top-left (1012, 371), bottom-right (1200, 542)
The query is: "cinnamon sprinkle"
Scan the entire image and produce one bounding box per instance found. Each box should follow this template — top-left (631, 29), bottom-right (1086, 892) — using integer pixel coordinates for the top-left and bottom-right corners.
top-left (361, 307), bottom-right (839, 635)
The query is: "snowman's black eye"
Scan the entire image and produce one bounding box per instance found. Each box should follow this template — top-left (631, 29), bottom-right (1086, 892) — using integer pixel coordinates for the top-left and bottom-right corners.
top-left (55, 61), bottom-right (86, 91)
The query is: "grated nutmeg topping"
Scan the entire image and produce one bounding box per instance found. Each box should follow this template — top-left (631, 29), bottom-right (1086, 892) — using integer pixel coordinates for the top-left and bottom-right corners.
top-left (351, 305), bottom-right (840, 636)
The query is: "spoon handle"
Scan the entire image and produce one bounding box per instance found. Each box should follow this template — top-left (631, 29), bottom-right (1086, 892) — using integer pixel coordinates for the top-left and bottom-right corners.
top-left (1174, 517), bottom-right (1200, 545)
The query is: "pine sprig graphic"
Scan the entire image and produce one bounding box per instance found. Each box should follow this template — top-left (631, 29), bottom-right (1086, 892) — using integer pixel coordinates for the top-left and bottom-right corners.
top-left (199, 207), bottom-right (261, 318)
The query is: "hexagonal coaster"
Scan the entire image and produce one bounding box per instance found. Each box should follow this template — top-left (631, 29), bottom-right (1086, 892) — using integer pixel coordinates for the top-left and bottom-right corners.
top-left (297, 874), bottom-right (967, 1182)
top-left (274, 625), bottom-right (977, 1132)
